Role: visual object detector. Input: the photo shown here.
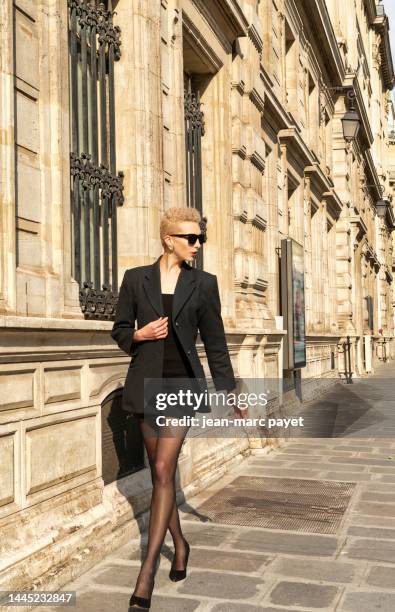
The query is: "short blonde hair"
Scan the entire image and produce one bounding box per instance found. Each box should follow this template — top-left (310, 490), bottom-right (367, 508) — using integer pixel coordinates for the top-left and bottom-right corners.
top-left (160, 207), bottom-right (201, 246)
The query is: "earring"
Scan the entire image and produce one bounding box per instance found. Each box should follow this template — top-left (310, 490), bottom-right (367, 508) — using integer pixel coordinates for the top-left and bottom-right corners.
top-left (169, 245), bottom-right (173, 251)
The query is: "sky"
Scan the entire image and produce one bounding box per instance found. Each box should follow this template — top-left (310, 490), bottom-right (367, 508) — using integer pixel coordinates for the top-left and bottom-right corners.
top-left (384, 0), bottom-right (395, 56)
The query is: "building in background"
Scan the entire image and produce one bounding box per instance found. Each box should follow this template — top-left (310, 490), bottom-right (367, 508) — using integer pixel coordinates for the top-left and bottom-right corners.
top-left (0, 0), bottom-right (394, 591)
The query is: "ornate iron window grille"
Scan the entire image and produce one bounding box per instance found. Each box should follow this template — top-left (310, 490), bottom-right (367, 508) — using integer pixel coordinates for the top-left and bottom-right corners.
top-left (68, 0), bottom-right (124, 320)
top-left (184, 78), bottom-right (205, 269)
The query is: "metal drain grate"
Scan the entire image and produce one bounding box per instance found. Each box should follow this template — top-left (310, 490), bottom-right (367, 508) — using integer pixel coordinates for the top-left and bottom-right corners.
top-left (193, 476), bottom-right (356, 534)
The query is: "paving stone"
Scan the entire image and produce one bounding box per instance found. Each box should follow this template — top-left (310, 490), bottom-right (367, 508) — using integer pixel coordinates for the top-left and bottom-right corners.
top-left (341, 590), bottom-right (395, 612)
top-left (368, 466), bottom-right (395, 474)
top-left (269, 580), bottom-right (338, 608)
top-left (148, 594), bottom-right (201, 611)
top-left (268, 453), bottom-right (323, 461)
top-left (115, 541), bottom-right (172, 562)
top-left (358, 451), bottom-right (395, 458)
top-left (365, 565), bottom-right (395, 589)
top-left (359, 489), bottom-right (395, 503)
top-left (231, 530), bottom-right (338, 556)
top-left (291, 461), bottom-right (368, 472)
top-left (372, 441), bottom-right (395, 448)
top-left (284, 447), bottom-right (352, 457)
top-left (347, 525), bottom-right (395, 539)
top-left (350, 515), bottom-right (395, 529)
top-left (185, 547), bottom-right (269, 572)
top-left (69, 589), bottom-right (132, 612)
top-left (330, 457), bottom-right (395, 467)
top-left (320, 472), bottom-right (371, 481)
top-left (247, 467), bottom-right (323, 478)
top-left (273, 447), bottom-right (322, 454)
top-left (354, 501), bottom-right (395, 517)
top-left (122, 524), bottom-right (234, 554)
top-left (377, 474), bottom-right (395, 483)
top-left (44, 590), bottom-right (201, 612)
top-left (359, 482), bottom-right (395, 493)
top-left (178, 570), bottom-right (264, 600)
top-left (178, 526), bottom-right (235, 545)
top-left (268, 557), bottom-right (355, 583)
top-left (284, 443), bottom-right (333, 450)
top-left (320, 450), bottom-right (361, 456)
top-left (333, 445), bottom-right (375, 452)
top-left (344, 538), bottom-right (395, 563)
top-left (93, 563), bottom-right (171, 591)
top-left (248, 459), bottom-right (291, 466)
top-left (211, 604), bottom-right (308, 612)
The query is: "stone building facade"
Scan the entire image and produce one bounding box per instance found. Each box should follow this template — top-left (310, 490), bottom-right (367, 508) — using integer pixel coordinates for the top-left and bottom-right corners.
top-left (0, 0), bottom-right (394, 593)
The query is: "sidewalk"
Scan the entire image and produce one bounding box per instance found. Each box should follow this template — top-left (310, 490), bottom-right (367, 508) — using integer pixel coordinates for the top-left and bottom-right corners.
top-left (39, 362), bottom-right (395, 611)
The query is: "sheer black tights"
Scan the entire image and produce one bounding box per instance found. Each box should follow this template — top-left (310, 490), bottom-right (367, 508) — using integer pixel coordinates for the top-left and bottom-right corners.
top-left (131, 416), bottom-right (189, 601)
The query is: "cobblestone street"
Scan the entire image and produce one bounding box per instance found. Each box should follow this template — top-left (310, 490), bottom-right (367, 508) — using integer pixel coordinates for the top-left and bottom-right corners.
top-left (39, 362), bottom-right (395, 611)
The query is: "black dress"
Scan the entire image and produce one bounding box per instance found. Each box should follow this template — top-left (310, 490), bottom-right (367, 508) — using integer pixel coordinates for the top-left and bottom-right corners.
top-left (138, 293), bottom-right (201, 422)
top-left (161, 293), bottom-right (194, 379)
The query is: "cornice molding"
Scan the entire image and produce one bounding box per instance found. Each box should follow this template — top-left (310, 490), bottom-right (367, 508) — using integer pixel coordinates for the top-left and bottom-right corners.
top-left (298, 0), bottom-right (345, 86)
top-left (304, 162), bottom-right (334, 195)
top-left (373, 10), bottom-right (395, 90)
top-left (364, 149), bottom-right (383, 201)
top-left (260, 66), bottom-right (291, 129)
top-left (250, 150), bottom-right (266, 173)
top-left (278, 127), bottom-right (313, 167)
top-left (323, 190), bottom-right (342, 220)
top-left (244, 4), bottom-right (263, 53)
top-left (379, 198), bottom-right (395, 232)
top-left (249, 85), bottom-right (265, 114)
top-left (182, 11), bottom-right (223, 72)
top-left (217, 0), bottom-right (249, 36)
top-left (350, 215), bottom-right (368, 243)
top-left (251, 214), bottom-right (267, 231)
top-left (284, 0), bottom-right (303, 37)
top-left (191, 0), bottom-right (248, 49)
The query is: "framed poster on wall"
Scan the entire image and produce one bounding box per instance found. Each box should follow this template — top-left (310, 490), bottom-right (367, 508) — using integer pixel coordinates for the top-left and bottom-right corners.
top-left (281, 237), bottom-right (306, 369)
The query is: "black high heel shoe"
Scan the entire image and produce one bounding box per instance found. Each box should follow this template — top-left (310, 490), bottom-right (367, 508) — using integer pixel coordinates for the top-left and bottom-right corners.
top-left (169, 540), bottom-right (190, 582)
top-left (129, 579), bottom-right (154, 610)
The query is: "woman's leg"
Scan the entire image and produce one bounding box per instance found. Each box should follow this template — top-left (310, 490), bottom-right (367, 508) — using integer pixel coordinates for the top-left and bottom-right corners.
top-left (135, 416), bottom-right (188, 568)
top-left (132, 420), bottom-right (189, 599)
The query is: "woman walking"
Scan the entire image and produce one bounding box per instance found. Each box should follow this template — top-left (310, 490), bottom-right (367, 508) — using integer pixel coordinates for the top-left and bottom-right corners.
top-left (111, 207), bottom-right (236, 609)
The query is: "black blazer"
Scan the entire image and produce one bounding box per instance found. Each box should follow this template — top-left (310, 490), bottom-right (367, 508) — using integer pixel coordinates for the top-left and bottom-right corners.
top-left (111, 255), bottom-right (236, 414)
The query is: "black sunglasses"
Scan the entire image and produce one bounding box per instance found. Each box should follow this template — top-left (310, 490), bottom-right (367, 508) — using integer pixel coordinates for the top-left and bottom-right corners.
top-left (170, 233), bottom-right (207, 245)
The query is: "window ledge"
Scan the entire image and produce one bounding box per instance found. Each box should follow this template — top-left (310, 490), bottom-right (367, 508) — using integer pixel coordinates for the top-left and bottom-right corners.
top-left (0, 315), bottom-right (113, 332)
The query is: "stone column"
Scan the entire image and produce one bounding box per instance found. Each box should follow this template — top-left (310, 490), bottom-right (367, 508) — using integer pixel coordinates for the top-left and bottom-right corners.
top-left (114, 0), bottom-right (163, 271)
top-left (321, 199), bottom-right (330, 333)
top-left (332, 101), bottom-right (355, 335)
top-left (160, 0), bottom-right (185, 209)
top-left (303, 177), bottom-right (313, 333)
top-left (0, 0), bottom-right (16, 314)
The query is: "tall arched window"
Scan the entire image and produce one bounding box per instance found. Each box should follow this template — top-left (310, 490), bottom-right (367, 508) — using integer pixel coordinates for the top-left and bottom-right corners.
top-left (184, 74), bottom-right (206, 270)
top-left (68, 0), bottom-right (124, 319)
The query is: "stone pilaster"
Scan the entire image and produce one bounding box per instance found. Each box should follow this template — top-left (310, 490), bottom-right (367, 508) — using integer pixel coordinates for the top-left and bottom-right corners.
top-left (115, 0), bottom-right (163, 270)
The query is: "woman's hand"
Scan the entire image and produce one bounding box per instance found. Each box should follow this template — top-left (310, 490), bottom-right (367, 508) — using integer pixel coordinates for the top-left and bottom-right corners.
top-left (134, 317), bottom-right (168, 341)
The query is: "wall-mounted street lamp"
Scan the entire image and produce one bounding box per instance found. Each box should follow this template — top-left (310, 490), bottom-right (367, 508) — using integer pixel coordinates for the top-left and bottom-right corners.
top-left (327, 86), bottom-right (361, 142)
top-left (340, 90), bottom-right (360, 142)
top-left (341, 107), bottom-right (360, 141)
top-left (376, 199), bottom-right (388, 218)
top-left (373, 193), bottom-right (395, 231)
